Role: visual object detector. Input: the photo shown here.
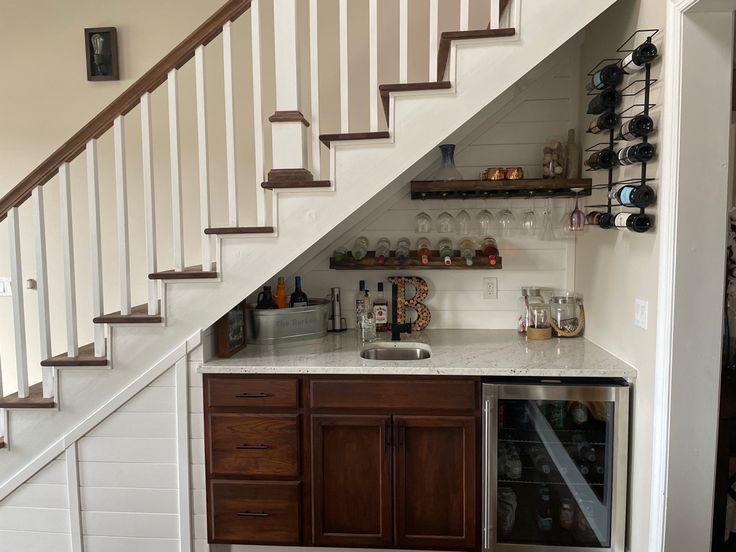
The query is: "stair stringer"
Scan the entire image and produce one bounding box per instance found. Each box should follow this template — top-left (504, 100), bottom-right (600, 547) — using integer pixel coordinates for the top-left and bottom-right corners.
top-left (0, 0), bottom-right (617, 495)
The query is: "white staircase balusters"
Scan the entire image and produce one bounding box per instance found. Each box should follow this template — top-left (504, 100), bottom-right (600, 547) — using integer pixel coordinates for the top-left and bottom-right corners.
top-left (250, 2), bottom-right (267, 225)
top-left (368, 0), bottom-right (378, 132)
top-left (168, 70), bottom-right (185, 273)
top-left (223, 21), bottom-right (239, 226)
top-left (339, 0), bottom-right (349, 133)
top-left (86, 140), bottom-right (106, 356)
top-left (194, 49), bottom-right (212, 271)
top-left (309, 0), bottom-right (321, 176)
top-left (141, 93), bottom-right (159, 309)
top-left (490, 0), bottom-right (501, 30)
top-left (399, 0), bottom-right (409, 84)
top-left (460, 0), bottom-right (470, 31)
top-left (8, 207), bottom-right (29, 398)
top-left (59, 163), bottom-right (79, 359)
top-left (429, 0), bottom-right (439, 82)
top-left (32, 187), bottom-right (53, 397)
top-left (113, 116), bottom-right (131, 315)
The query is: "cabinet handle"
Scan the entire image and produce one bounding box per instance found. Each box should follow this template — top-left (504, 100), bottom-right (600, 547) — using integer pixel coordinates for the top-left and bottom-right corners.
top-left (237, 511), bottom-right (271, 517)
top-left (384, 420), bottom-right (391, 452)
top-left (235, 392), bottom-right (273, 398)
top-left (236, 444), bottom-right (269, 450)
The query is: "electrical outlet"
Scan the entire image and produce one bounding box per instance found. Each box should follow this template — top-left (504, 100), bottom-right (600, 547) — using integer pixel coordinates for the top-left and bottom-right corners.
top-left (483, 277), bottom-right (498, 300)
top-left (635, 299), bottom-right (648, 329)
top-left (0, 277), bottom-right (11, 297)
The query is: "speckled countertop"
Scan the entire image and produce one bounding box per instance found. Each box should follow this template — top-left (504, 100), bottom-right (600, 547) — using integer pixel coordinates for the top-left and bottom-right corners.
top-left (200, 330), bottom-right (636, 380)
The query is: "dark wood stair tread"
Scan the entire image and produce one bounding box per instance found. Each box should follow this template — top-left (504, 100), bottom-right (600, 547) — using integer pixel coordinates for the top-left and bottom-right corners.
top-left (436, 27), bottom-right (516, 80)
top-left (319, 132), bottom-right (390, 146)
top-left (379, 81), bottom-right (452, 122)
top-left (149, 265), bottom-right (218, 280)
top-left (0, 383), bottom-right (55, 409)
top-left (94, 303), bottom-right (162, 324)
top-left (261, 180), bottom-right (331, 190)
top-left (41, 342), bottom-right (108, 367)
top-left (204, 226), bottom-right (274, 235)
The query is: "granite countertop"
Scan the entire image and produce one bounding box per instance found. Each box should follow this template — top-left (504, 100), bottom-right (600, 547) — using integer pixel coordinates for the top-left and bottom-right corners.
top-left (200, 330), bottom-right (636, 379)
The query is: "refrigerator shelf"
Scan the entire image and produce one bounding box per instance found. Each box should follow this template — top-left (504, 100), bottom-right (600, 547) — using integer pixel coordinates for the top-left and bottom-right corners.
top-left (499, 438), bottom-right (606, 446)
top-left (498, 479), bottom-right (605, 486)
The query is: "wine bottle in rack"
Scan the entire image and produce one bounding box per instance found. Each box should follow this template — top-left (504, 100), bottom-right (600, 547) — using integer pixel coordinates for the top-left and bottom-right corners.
top-left (584, 148), bottom-right (618, 171)
top-left (438, 238), bottom-right (454, 266)
top-left (481, 237), bottom-right (500, 267)
top-left (395, 237), bottom-right (411, 265)
top-left (619, 114), bottom-right (655, 141)
top-left (618, 143), bottom-right (656, 165)
top-left (622, 41), bottom-right (658, 73)
top-left (374, 238), bottom-right (391, 265)
top-left (352, 236), bottom-right (370, 261)
top-left (614, 212), bottom-right (652, 233)
top-left (598, 212), bottom-right (616, 229)
top-left (588, 112), bottom-right (619, 135)
top-left (609, 184), bottom-right (656, 208)
top-left (587, 88), bottom-right (622, 115)
top-left (586, 63), bottom-right (625, 92)
top-left (459, 238), bottom-right (476, 267)
top-left (416, 237), bottom-right (432, 265)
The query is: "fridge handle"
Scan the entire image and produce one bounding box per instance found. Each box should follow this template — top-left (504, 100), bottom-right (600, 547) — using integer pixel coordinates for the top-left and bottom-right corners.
top-left (482, 394), bottom-right (494, 551)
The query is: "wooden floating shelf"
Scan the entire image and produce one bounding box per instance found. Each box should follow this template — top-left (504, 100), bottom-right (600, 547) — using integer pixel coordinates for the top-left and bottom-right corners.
top-left (410, 178), bottom-right (593, 199)
top-left (330, 250), bottom-right (502, 270)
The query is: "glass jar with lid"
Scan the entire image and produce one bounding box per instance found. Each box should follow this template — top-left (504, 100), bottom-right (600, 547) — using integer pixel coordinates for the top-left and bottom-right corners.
top-left (550, 292), bottom-right (585, 337)
top-left (527, 303), bottom-right (552, 340)
top-left (518, 287), bottom-right (545, 334)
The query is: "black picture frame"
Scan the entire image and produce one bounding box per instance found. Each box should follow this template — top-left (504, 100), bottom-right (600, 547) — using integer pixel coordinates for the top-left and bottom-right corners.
top-left (214, 303), bottom-right (247, 358)
top-left (84, 27), bottom-right (119, 81)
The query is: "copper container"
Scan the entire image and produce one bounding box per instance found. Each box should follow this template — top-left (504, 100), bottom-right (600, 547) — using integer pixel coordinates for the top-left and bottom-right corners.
top-left (506, 167), bottom-right (524, 180)
top-left (487, 167), bottom-right (507, 181)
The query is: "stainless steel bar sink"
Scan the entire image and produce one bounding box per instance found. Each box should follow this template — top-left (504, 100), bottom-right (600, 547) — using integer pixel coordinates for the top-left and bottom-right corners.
top-left (360, 343), bottom-right (431, 361)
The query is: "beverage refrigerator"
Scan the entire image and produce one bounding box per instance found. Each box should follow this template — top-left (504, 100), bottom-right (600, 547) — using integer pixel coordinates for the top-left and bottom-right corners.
top-left (482, 379), bottom-right (630, 552)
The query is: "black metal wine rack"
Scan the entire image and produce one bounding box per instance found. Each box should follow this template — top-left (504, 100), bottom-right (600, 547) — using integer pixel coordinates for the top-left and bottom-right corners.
top-left (584, 29), bottom-right (659, 233)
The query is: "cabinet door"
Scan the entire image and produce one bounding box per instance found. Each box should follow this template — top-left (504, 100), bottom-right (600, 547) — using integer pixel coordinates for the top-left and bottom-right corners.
top-left (311, 415), bottom-right (393, 547)
top-left (394, 416), bottom-right (477, 551)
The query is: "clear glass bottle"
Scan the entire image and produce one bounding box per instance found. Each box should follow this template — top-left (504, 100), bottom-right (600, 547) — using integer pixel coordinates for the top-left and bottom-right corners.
top-left (459, 238), bottom-right (475, 266)
top-left (438, 238), bottom-right (454, 265)
top-left (416, 237), bottom-right (432, 265)
top-left (355, 280), bottom-right (366, 328)
top-left (360, 287), bottom-right (376, 342)
top-left (414, 211), bottom-right (432, 233)
top-left (375, 238), bottom-right (391, 265)
top-left (435, 144), bottom-right (462, 180)
top-left (352, 236), bottom-right (370, 261)
top-left (517, 286), bottom-right (544, 334)
top-left (395, 237), bottom-right (411, 264)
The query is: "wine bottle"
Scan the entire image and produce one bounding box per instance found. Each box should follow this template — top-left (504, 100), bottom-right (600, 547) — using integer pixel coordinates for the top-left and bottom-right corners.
top-left (586, 63), bottom-right (624, 92)
top-left (588, 112), bottom-right (619, 135)
top-left (614, 212), bottom-right (652, 233)
top-left (373, 283), bottom-right (389, 332)
top-left (619, 114), bottom-right (654, 141)
top-left (438, 238), bottom-right (454, 265)
top-left (459, 238), bottom-right (475, 267)
top-left (587, 88), bottom-right (622, 115)
top-left (622, 41), bottom-right (658, 73)
top-left (598, 212), bottom-right (615, 229)
top-left (274, 276), bottom-right (288, 308)
top-left (610, 184), bottom-right (656, 208)
top-left (289, 276), bottom-right (309, 307)
top-left (480, 237), bottom-right (499, 266)
top-left (352, 236), bottom-right (370, 261)
top-left (584, 148), bottom-right (617, 171)
top-left (617, 143), bottom-right (655, 165)
top-left (416, 237), bottom-right (432, 265)
top-left (395, 237), bottom-right (411, 265)
top-left (375, 238), bottom-right (391, 265)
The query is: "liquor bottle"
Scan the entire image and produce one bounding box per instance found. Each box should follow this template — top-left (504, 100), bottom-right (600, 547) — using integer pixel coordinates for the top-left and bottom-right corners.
top-left (416, 237), bottom-right (432, 265)
top-left (274, 276), bottom-right (288, 308)
top-left (610, 184), bottom-right (656, 208)
top-left (459, 238), bottom-right (476, 267)
top-left (438, 238), bottom-right (454, 265)
top-left (352, 236), bottom-right (370, 261)
top-left (586, 63), bottom-right (624, 92)
top-left (614, 212), bottom-right (652, 233)
top-left (373, 283), bottom-right (389, 332)
top-left (559, 499), bottom-right (575, 530)
top-left (289, 276), bottom-right (309, 307)
top-left (584, 149), bottom-right (617, 171)
top-left (256, 286), bottom-right (279, 309)
top-left (566, 129), bottom-right (581, 179)
top-left (619, 114), bottom-right (655, 141)
top-left (537, 487), bottom-right (553, 532)
top-left (360, 287), bottom-right (376, 341)
top-left (617, 143), bottom-right (656, 165)
top-left (622, 41), bottom-right (658, 73)
top-left (586, 88), bottom-right (622, 115)
top-left (588, 112), bottom-right (619, 135)
top-left (375, 238), bottom-right (391, 265)
top-left (395, 237), bottom-right (411, 265)
top-left (355, 280), bottom-right (366, 328)
top-left (480, 237), bottom-right (499, 267)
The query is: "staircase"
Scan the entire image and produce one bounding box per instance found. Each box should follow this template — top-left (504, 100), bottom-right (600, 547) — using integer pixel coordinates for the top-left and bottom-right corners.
top-left (0, 0), bottom-right (617, 497)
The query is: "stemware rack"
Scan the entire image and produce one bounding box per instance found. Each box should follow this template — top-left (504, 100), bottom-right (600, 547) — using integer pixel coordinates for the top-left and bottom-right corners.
top-left (330, 250), bottom-right (503, 270)
top-left (585, 28), bottom-right (659, 232)
top-left (409, 178), bottom-right (592, 200)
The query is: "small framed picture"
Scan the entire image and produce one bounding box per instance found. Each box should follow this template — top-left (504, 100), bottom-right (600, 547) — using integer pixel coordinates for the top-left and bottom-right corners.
top-left (215, 303), bottom-right (247, 358)
top-left (84, 27), bottom-right (119, 81)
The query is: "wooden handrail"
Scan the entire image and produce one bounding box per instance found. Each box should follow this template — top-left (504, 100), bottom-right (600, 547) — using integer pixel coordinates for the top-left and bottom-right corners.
top-left (0, 0), bottom-right (251, 223)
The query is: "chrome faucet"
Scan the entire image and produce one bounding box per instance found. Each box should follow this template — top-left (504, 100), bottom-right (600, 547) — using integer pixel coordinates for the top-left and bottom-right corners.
top-left (391, 283), bottom-right (412, 341)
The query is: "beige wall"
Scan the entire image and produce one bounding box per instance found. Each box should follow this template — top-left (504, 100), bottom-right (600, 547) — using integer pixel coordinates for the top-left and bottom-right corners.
top-left (575, 1), bottom-right (665, 550)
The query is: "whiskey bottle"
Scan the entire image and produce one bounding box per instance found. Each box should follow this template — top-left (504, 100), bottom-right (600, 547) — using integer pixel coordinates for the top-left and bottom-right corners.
top-left (584, 149), bottom-right (617, 171)
top-left (610, 184), bottom-right (656, 208)
top-left (586, 63), bottom-right (624, 92)
top-left (617, 143), bottom-right (656, 165)
top-left (588, 112), bottom-right (619, 135)
top-left (622, 41), bottom-right (658, 73)
top-left (587, 88), bottom-right (622, 115)
top-left (619, 114), bottom-right (654, 141)
top-left (373, 282), bottom-right (389, 332)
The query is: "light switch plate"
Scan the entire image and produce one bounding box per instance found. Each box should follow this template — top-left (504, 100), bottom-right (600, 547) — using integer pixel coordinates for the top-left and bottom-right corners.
top-left (0, 277), bottom-right (11, 297)
top-left (635, 299), bottom-right (648, 329)
top-left (483, 277), bottom-right (498, 300)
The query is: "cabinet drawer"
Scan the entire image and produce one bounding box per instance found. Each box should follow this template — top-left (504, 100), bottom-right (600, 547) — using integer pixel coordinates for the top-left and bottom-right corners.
top-left (208, 414), bottom-right (300, 477)
top-left (206, 376), bottom-right (299, 409)
top-left (209, 481), bottom-right (301, 545)
top-left (310, 378), bottom-right (477, 412)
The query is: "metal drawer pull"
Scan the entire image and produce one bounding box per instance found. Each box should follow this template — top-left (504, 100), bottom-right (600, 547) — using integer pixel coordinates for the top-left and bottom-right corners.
top-left (235, 392), bottom-right (273, 398)
top-left (236, 444), bottom-right (269, 450)
top-left (237, 511), bottom-right (271, 517)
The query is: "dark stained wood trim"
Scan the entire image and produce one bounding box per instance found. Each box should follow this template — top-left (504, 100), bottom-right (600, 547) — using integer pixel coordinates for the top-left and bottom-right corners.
top-left (410, 178), bottom-right (592, 199)
top-left (319, 132), bottom-right (390, 146)
top-left (41, 342), bottom-right (108, 367)
top-left (0, 0), bottom-right (252, 223)
top-left (436, 27), bottom-right (516, 81)
top-left (0, 437), bottom-right (5, 449)
top-left (204, 226), bottom-right (275, 235)
top-left (94, 303), bottom-right (162, 324)
top-left (379, 81), bottom-right (452, 123)
top-left (269, 111), bottom-right (310, 127)
top-left (267, 168), bottom-right (314, 183)
top-left (0, 383), bottom-right (55, 409)
top-left (261, 181), bottom-right (331, 190)
top-left (149, 265), bottom-right (218, 280)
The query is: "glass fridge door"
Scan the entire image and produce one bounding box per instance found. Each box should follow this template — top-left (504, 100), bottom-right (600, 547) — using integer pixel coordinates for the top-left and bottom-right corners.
top-left (485, 383), bottom-right (628, 551)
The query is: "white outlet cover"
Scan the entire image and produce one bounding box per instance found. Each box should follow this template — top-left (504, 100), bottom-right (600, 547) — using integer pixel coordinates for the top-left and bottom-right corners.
top-left (635, 299), bottom-right (648, 329)
top-left (483, 277), bottom-right (498, 300)
top-left (0, 277), bottom-right (11, 297)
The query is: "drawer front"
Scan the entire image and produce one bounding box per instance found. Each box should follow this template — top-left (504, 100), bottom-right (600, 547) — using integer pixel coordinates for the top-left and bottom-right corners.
top-left (310, 378), bottom-right (477, 412)
top-left (206, 377), bottom-right (299, 409)
top-left (209, 414), bottom-right (300, 477)
top-left (209, 481), bottom-right (301, 545)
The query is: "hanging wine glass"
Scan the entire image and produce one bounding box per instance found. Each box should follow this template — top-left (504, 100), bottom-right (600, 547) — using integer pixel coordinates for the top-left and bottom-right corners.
top-left (521, 193), bottom-right (537, 238)
top-left (498, 197), bottom-right (516, 238)
top-left (415, 211), bottom-right (432, 233)
top-left (476, 209), bottom-right (495, 235)
top-left (540, 198), bottom-right (556, 241)
top-left (437, 211), bottom-right (455, 233)
top-left (456, 209), bottom-right (472, 235)
top-left (569, 188), bottom-right (586, 232)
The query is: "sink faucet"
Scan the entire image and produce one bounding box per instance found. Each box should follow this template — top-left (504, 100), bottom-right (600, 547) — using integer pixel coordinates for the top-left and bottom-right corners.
top-left (391, 283), bottom-right (412, 341)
